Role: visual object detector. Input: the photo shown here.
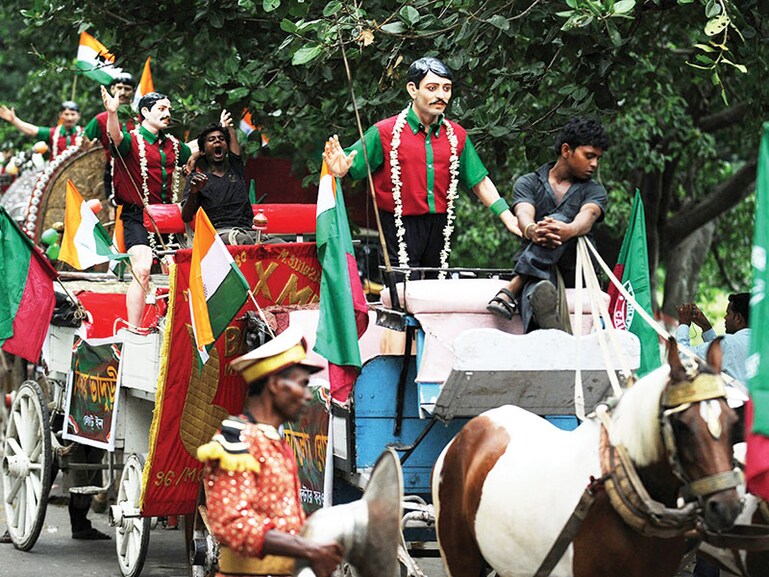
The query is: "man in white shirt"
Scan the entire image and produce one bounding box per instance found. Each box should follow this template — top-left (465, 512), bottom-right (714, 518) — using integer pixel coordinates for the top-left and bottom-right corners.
top-left (675, 294), bottom-right (750, 577)
top-left (675, 292), bottom-right (750, 387)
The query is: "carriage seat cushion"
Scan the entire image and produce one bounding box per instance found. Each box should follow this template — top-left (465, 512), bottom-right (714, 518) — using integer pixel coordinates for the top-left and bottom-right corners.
top-left (380, 279), bottom-right (609, 315)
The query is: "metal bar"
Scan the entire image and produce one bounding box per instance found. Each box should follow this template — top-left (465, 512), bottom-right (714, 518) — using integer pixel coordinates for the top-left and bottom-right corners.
top-left (399, 417), bottom-right (438, 465)
top-left (393, 325), bottom-right (414, 436)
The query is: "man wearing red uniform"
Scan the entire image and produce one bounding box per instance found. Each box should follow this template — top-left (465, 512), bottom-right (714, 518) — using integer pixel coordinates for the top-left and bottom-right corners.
top-left (198, 325), bottom-right (343, 577)
top-left (102, 86), bottom-right (191, 327)
top-left (324, 56), bottom-right (519, 279)
top-left (0, 100), bottom-right (83, 159)
top-left (84, 73), bottom-right (137, 201)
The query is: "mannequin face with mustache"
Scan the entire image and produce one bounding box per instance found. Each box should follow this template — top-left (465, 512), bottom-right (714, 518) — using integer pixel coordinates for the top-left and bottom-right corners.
top-left (141, 98), bottom-right (172, 133)
top-left (407, 70), bottom-right (452, 128)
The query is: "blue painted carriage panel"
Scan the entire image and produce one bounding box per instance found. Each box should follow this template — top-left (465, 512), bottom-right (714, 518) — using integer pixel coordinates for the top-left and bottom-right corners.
top-left (352, 355), bottom-right (467, 494)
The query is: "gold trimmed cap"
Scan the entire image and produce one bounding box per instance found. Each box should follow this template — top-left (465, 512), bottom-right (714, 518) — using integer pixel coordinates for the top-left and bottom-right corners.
top-left (230, 324), bottom-right (322, 384)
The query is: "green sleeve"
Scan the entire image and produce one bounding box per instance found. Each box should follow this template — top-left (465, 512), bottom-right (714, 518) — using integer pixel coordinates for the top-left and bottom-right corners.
top-left (116, 129), bottom-right (133, 156)
top-left (346, 125), bottom-right (383, 181)
top-left (458, 135), bottom-right (489, 190)
top-left (84, 117), bottom-right (101, 140)
top-left (179, 142), bottom-right (191, 164)
top-left (36, 127), bottom-right (51, 141)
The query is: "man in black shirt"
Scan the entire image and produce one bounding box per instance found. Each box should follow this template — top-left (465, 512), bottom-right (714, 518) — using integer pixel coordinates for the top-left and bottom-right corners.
top-left (182, 110), bottom-right (254, 243)
top-left (487, 117), bottom-right (610, 332)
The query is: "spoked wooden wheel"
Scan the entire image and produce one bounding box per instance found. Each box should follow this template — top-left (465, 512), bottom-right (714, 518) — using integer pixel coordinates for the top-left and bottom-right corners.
top-left (190, 484), bottom-right (219, 577)
top-left (1, 380), bottom-right (52, 551)
top-left (112, 454), bottom-right (151, 577)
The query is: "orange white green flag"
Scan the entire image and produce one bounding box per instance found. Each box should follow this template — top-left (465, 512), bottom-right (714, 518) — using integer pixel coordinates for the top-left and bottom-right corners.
top-left (76, 31), bottom-right (123, 85)
top-left (132, 57), bottom-right (155, 111)
top-left (188, 208), bottom-right (250, 363)
top-left (59, 180), bottom-right (129, 270)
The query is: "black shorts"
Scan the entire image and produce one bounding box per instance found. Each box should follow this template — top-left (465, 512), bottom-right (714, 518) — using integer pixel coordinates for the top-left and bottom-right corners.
top-left (120, 204), bottom-right (149, 251)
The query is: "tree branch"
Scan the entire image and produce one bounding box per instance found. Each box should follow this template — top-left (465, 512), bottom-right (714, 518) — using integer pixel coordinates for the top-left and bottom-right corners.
top-left (696, 102), bottom-right (750, 133)
top-left (661, 159), bottom-right (757, 252)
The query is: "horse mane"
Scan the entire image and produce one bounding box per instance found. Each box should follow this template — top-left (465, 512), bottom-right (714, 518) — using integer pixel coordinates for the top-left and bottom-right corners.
top-left (609, 364), bottom-right (672, 467)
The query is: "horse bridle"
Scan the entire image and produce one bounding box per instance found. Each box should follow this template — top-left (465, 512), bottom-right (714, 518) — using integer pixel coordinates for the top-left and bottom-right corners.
top-left (660, 372), bottom-right (744, 503)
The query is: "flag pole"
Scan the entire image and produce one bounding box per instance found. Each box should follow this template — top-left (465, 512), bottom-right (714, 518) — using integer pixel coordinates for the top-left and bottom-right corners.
top-left (71, 74), bottom-right (78, 102)
top-left (335, 21), bottom-right (401, 310)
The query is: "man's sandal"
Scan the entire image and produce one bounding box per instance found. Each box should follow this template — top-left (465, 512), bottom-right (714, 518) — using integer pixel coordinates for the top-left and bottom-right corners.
top-left (486, 288), bottom-right (519, 320)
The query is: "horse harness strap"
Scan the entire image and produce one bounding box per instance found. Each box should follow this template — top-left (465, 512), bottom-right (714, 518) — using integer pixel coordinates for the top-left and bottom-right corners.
top-left (532, 478), bottom-right (603, 577)
top-left (598, 424), bottom-right (701, 538)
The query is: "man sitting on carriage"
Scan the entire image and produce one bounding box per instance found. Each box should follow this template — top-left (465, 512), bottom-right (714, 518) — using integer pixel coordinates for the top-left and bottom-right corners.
top-left (198, 325), bottom-right (343, 577)
top-left (181, 110), bottom-right (257, 245)
top-left (487, 117), bottom-right (610, 333)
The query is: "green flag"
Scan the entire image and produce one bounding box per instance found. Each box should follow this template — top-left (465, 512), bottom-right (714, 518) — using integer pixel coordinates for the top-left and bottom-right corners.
top-left (608, 190), bottom-right (661, 377)
top-left (248, 180), bottom-right (257, 204)
top-left (749, 123), bottom-right (769, 434)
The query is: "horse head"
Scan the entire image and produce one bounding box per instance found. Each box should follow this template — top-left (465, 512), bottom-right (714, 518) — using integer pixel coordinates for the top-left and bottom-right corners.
top-left (660, 337), bottom-right (743, 531)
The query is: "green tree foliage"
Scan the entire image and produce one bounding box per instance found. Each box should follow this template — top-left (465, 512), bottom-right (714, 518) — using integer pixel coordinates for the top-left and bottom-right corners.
top-left (0, 0), bottom-right (766, 309)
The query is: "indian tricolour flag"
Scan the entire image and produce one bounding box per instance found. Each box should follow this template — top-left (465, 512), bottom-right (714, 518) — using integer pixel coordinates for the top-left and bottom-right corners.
top-left (132, 57), bottom-right (155, 112)
top-left (188, 208), bottom-right (250, 363)
top-left (239, 109), bottom-right (270, 147)
top-left (58, 180), bottom-right (129, 270)
top-left (313, 162), bottom-right (369, 402)
top-left (76, 32), bottom-right (123, 85)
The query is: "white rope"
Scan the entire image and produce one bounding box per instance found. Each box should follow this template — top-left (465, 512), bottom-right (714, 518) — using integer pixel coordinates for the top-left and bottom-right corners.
top-left (578, 239), bottom-right (634, 382)
top-left (576, 239), bottom-right (623, 398)
top-left (573, 243), bottom-right (586, 420)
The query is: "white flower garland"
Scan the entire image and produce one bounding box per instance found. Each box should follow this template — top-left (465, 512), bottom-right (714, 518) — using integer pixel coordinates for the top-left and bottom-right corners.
top-left (389, 106), bottom-right (459, 279)
top-left (51, 125), bottom-right (83, 159)
top-left (135, 127), bottom-right (180, 251)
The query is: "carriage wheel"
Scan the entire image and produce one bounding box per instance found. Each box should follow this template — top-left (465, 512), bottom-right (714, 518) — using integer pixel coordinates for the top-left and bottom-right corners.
top-left (114, 454), bottom-right (151, 577)
top-left (1, 380), bottom-right (53, 551)
top-left (190, 484), bottom-right (219, 577)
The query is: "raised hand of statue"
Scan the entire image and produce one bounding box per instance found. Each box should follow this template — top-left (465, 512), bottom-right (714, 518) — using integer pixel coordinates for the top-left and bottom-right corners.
top-left (220, 109), bottom-right (233, 129)
top-left (0, 105), bottom-right (16, 124)
top-left (323, 135), bottom-right (356, 178)
top-left (101, 85), bottom-right (119, 114)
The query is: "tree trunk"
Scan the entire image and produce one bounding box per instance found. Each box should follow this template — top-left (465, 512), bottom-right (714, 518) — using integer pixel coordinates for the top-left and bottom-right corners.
top-left (661, 221), bottom-right (716, 320)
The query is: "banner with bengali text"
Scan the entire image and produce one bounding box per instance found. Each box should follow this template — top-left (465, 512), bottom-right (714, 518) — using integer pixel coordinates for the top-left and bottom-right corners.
top-left (285, 383), bottom-right (331, 514)
top-left (62, 336), bottom-right (123, 451)
top-left (140, 243), bottom-right (323, 516)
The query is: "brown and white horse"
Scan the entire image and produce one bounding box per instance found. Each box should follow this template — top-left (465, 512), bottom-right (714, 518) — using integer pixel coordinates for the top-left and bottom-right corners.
top-left (432, 339), bottom-right (743, 577)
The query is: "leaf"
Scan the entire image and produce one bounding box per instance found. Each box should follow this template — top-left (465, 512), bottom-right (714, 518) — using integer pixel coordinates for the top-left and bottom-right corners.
top-left (323, 0), bottom-right (342, 17)
top-left (399, 6), bottom-right (420, 27)
top-left (693, 43), bottom-right (716, 53)
top-left (210, 11), bottom-right (224, 29)
top-left (722, 58), bottom-right (747, 74)
top-left (263, 0), bottom-right (281, 13)
top-left (380, 22), bottom-right (406, 34)
top-left (292, 44), bottom-right (323, 65)
top-left (705, 0), bottom-right (721, 18)
top-left (227, 87), bottom-right (249, 102)
top-left (486, 15), bottom-right (509, 31)
top-left (280, 19), bottom-right (298, 33)
top-left (356, 29), bottom-right (375, 47)
top-left (612, 0), bottom-right (636, 15)
top-left (704, 15), bottom-right (729, 37)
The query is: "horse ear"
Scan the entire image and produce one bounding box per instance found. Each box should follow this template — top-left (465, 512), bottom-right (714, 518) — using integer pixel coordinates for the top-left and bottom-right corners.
top-left (706, 337), bottom-right (724, 373)
top-left (667, 337), bottom-right (687, 381)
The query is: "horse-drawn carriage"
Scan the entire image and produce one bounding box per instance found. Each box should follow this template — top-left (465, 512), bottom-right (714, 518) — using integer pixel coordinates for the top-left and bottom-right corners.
top-left (1, 145), bottom-right (766, 577)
